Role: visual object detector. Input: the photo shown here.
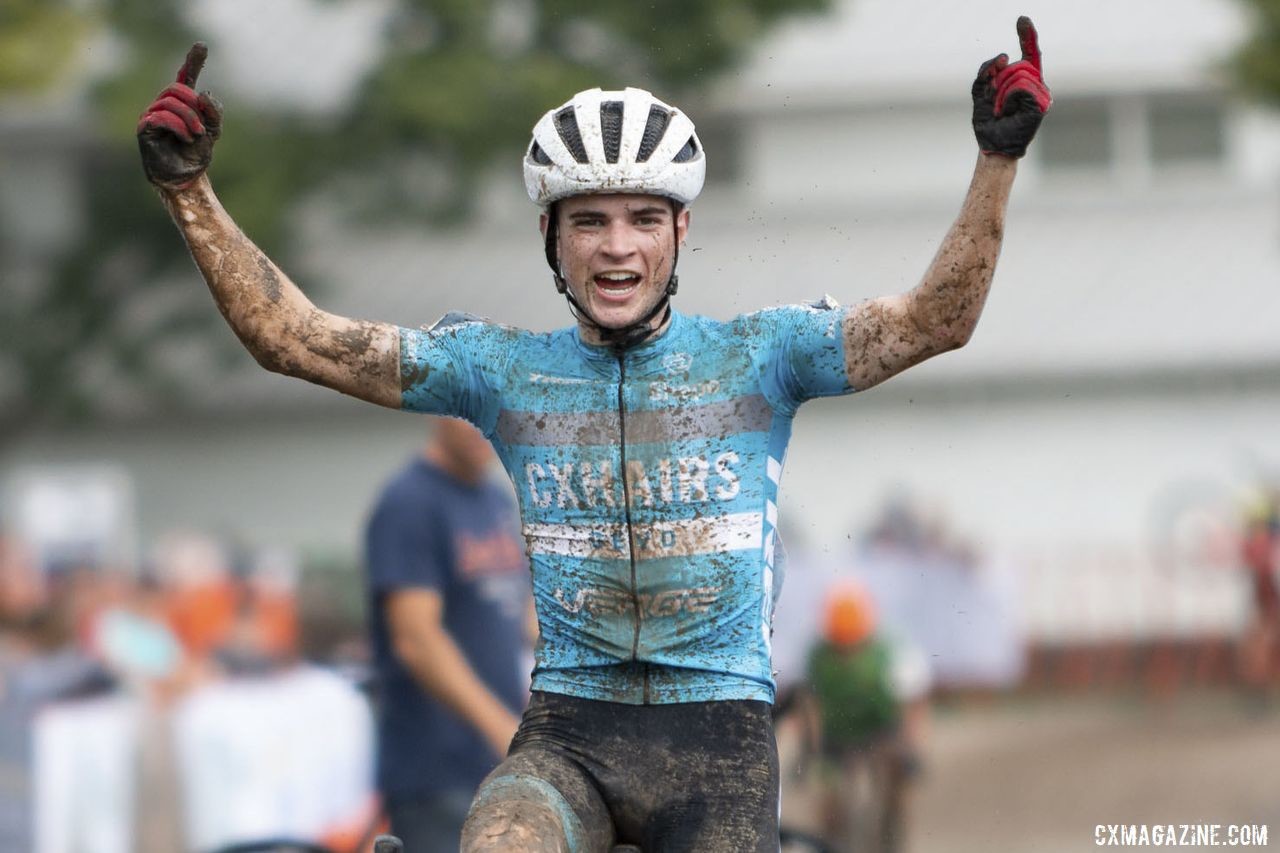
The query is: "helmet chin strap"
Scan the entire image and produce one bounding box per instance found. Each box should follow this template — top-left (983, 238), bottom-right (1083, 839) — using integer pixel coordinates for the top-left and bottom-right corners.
top-left (544, 200), bottom-right (681, 351)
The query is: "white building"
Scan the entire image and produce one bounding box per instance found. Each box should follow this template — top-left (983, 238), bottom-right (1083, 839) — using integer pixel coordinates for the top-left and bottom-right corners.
top-left (4, 0), bottom-right (1278, 641)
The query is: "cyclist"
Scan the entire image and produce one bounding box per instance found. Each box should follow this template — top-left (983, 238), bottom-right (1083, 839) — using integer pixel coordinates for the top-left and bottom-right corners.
top-left (136, 18), bottom-right (1050, 852)
top-left (806, 581), bottom-right (930, 853)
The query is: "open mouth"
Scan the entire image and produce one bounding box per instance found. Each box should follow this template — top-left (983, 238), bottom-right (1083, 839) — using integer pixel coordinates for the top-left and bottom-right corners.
top-left (593, 272), bottom-right (642, 302)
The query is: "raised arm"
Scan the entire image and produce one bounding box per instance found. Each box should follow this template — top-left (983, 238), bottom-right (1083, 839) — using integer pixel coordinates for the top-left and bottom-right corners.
top-left (138, 44), bottom-right (402, 408)
top-left (843, 17), bottom-right (1051, 392)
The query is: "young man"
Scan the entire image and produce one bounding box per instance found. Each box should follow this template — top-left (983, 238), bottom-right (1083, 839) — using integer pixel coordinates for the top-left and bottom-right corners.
top-left (364, 418), bottom-right (531, 852)
top-left (137, 18), bottom-right (1050, 851)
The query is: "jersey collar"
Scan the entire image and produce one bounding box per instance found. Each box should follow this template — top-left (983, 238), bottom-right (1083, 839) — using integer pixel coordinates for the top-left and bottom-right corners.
top-left (573, 308), bottom-right (685, 365)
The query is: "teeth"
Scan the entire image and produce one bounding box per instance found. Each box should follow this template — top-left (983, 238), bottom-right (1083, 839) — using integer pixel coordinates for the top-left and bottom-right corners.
top-left (598, 271), bottom-right (638, 281)
top-left (597, 283), bottom-right (637, 293)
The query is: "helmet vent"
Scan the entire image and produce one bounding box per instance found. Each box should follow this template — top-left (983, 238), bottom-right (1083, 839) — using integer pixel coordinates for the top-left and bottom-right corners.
top-left (673, 136), bottom-right (699, 163)
top-left (554, 107), bottom-right (589, 163)
top-left (529, 142), bottom-right (552, 166)
top-left (636, 105), bottom-right (672, 163)
top-left (600, 100), bottom-right (624, 164)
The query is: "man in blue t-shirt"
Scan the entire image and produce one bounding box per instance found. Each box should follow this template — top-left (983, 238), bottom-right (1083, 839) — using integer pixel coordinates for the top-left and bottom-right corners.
top-left (141, 18), bottom-right (1050, 851)
top-left (365, 418), bottom-right (530, 852)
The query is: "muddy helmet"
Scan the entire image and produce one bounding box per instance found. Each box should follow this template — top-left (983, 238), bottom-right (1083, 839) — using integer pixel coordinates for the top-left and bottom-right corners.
top-left (524, 87), bottom-right (706, 207)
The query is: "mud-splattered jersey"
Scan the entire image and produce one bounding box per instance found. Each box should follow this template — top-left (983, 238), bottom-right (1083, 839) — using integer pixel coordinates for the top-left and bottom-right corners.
top-left (399, 305), bottom-right (853, 704)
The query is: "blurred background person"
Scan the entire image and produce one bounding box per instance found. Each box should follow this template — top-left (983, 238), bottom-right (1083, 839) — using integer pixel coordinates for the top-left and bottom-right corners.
top-left (363, 417), bottom-right (532, 853)
top-left (35, 562), bottom-right (192, 853)
top-left (1238, 485), bottom-right (1280, 704)
top-left (0, 534), bottom-right (40, 852)
top-left (0, 534), bottom-right (105, 853)
top-left (97, 569), bottom-right (193, 853)
top-left (855, 496), bottom-right (1025, 696)
top-left (806, 580), bottom-right (930, 853)
top-left (152, 533), bottom-right (239, 675)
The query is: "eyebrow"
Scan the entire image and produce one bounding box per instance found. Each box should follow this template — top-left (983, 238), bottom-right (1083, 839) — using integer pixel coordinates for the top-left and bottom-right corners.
top-left (566, 205), bottom-right (670, 222)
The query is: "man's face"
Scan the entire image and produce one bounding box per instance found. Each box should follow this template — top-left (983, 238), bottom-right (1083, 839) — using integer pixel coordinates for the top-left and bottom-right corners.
top-left (542, 193), bottom-right (690, 334)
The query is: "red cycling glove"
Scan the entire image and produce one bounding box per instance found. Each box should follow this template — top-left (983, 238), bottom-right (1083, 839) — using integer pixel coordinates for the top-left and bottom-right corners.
top-left (972, 17), bottom-right (1052, 159)
top-left (137, 43), bottom-right (224, 190)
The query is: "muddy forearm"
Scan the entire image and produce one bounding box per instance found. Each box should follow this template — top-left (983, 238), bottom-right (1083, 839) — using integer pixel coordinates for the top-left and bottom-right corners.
top-left (158, 175), bottom-right (401, 407)
top-left (158, 175), bottom-right (301, 356)
top-left (840, 154), bottom-right (1017, 391)
top-left (907, 153), bottom-right (1017, 349)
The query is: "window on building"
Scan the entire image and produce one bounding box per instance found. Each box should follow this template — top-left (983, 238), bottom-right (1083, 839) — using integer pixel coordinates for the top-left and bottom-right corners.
top-left (1148, 94), bottom-right (1226, 166)
top-left (1037, 97), bottom-right (1112, 171)
top-left (1037, 91), bottom-right (1228, 181)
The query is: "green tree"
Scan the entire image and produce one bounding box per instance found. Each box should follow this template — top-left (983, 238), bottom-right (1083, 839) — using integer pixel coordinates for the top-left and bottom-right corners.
top-left (0, 0), bottom-right (830, 442)
top-left (0, 0), bottom-right (90, 94)
top-left (1234, 0), bottom-right (1280, 104)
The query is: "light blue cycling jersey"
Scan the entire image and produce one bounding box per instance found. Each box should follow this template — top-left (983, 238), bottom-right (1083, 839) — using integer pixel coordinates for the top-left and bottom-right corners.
top-left (399, 303), bottom-right (854, 704)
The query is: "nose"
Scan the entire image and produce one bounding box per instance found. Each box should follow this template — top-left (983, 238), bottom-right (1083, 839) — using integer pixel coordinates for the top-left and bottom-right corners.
top-left (600, 220), bottom-right (637, 260)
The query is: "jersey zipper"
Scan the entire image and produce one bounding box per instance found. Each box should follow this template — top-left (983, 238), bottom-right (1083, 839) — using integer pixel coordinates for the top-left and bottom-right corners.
top-left (615, 349), bottom-right (650, 703)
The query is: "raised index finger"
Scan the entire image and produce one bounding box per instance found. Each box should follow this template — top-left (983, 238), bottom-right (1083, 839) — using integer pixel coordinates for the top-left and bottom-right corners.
top-left (1016, 16), bottom-right (1041, 73)
top-left (176, 42), bottom-right (208, 87)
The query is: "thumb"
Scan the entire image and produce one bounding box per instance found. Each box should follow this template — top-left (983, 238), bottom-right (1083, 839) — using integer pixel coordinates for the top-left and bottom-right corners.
top-left (176, 43), bottom-right (208, 87)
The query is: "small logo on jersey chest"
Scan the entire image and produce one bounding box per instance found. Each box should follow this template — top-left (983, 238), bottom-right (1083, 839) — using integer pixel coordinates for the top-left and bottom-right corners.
top-left (663, 352), bottom-right (693, 373)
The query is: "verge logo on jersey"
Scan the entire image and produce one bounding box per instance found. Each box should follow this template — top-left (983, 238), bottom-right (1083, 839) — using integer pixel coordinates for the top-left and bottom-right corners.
top-left (553, 586), bottom-right (721, 616)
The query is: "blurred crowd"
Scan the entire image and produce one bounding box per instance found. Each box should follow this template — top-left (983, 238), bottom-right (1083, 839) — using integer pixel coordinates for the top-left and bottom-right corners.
top-left (1, 481), bottom-right (1276, 853)
top-left (0, 531), bottom-right (377, 853)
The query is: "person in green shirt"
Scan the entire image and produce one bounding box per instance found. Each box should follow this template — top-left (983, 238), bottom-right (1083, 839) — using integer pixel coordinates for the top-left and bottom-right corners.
top-left (805, 581), bottom-right (930, 853)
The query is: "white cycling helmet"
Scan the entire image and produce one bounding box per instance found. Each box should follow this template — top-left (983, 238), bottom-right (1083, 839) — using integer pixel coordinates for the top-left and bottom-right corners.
top-left (524, 87), bottom-right (706, 207)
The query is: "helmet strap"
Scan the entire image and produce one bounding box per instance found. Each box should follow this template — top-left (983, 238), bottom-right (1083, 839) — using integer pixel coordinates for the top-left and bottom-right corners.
top-left (544, 199), bottom-right (682, 350)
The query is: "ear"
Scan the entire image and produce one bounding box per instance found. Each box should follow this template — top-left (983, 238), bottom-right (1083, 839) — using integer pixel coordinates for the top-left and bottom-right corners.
top-left (675, 207), bottom-right (691, 248)
top-left (539, 211), bottom-right (549, 239)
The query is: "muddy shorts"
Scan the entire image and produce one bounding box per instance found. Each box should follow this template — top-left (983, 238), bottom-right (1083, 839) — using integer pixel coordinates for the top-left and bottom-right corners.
top-left (463, 691), bottom-right (780, 852)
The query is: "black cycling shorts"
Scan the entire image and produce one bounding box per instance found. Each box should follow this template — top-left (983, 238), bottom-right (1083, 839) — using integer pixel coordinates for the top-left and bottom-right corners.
top-left (464, 691), bottom-right (780, 852)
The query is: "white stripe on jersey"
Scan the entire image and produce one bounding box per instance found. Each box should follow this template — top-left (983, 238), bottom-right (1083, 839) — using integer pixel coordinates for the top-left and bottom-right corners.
top-left (524, 512), bottom-right (764, 560)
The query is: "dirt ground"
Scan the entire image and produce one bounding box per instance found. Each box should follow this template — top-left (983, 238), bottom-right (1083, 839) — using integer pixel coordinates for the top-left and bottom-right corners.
top-left (781, 692), bottom-right (1280, 853)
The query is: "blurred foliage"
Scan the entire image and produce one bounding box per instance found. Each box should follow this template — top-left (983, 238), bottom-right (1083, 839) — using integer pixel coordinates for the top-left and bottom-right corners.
top-left (0, 0), bottom-right (830, 440)
top-left (1234, 0), bottom-right (1280, 104)
top-left (0, 0), bottom-right (90, 93)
